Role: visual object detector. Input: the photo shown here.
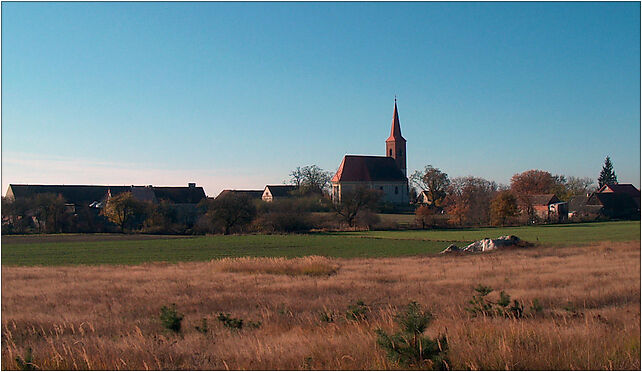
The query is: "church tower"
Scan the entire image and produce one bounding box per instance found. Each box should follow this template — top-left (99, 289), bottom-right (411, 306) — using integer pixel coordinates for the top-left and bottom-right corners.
top-left (385, 98), bottom-right (407, 177)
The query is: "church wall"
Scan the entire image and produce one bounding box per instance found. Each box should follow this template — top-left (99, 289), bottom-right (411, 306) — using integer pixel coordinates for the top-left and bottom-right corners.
top-left (332, 181), bottom-right (409, 204)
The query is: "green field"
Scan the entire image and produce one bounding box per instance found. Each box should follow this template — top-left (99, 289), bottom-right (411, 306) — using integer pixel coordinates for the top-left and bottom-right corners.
top-left (1, 221), bottom-right (639, 266)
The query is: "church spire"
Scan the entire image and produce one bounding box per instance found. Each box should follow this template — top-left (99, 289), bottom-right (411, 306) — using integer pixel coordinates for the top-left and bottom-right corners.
top-left (385, 98), bottom-right (407, 177)
top-left (387, 98), bottom-right (406, 142)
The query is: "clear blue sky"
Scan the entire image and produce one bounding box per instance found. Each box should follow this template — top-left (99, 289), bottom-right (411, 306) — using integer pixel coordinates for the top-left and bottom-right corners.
top-left (2, 2), bottom-right (640, 196)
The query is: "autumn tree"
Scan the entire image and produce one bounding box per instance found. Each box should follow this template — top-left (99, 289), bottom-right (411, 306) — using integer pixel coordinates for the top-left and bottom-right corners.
top-left (510, 170), bottom-right (555, 196)
top-left (415, 205), bottom-right (440, 229)
top-left (598, 156), bottom-right (618, 187)
top-left (289, 165), bottom-right (333, 195)
top-left (409, 165), bottom-right (450, 207)
top-left (490, 191), bottom-right (519, 226)
top-left (443, 178), bottom-right (469, 226)
top-left (205, 193), bottom-right (257, 235)
top-left (102, 192), bottom-right (147, 232)
top-left (332, 187), bottom-right (382, 227)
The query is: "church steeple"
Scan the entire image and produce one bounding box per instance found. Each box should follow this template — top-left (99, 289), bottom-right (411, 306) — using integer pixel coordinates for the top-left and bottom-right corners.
top-left (385, 98), bottom-right (407, 177)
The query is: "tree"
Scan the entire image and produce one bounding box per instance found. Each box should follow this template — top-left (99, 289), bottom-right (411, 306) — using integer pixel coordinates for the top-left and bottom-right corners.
top-left (409, 166), bottom-right (450, 207)
top-left (205, 193), bottom-right (256, 235)
top-left (332, 187), bottom-right (382, 227)
top-left (443, 178), bottom-right (469, 226)
top-left (510, 170), bottom-right (555, 196)
top-left (565, 176), bottom-right (595, 196)
top-left (444, 177), bottom-right (498, 226)
top-left (144, 199), bottom-right (179, 233)
top-left (289, 165), bottom-right (333, 195)
top-left (32, 193), bottom-right (67, 233)
top-left (415, 205), bottom-right (439, 229)
top-left (490, 191), bottom-right (519, 226)
top-left (101, 192), bottom-right (147, 232)
top-left (598, 156), bottom-right (618, 187)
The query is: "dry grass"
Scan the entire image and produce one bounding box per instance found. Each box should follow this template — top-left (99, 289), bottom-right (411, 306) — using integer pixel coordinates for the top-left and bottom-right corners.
top-left (2, 241), bottom-right (640, 370)
top-left (212, 256), bottom-right (340, 276)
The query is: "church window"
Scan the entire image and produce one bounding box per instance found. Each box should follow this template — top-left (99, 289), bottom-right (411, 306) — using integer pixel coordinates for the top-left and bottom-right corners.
top-left (395, 186), bottom-right (399, 194)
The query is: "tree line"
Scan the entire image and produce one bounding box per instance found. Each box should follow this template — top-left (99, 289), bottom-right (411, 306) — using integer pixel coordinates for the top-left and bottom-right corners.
top-left (1, 157), bottom-right (623, 234)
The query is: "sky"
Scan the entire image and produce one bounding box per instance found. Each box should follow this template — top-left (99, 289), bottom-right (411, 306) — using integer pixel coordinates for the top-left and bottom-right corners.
top-left (2, 2), bottom-right (640, 197)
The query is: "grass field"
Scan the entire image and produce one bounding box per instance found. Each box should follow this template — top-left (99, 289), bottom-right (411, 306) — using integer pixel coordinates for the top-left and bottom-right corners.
top-left (2, 241), bottom-right (639, 370)
top-left (1, 221), bottom-right (639, 266)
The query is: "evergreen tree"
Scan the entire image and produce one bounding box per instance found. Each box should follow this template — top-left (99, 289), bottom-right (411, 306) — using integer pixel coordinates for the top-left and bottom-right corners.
top-left (598, 156), bottom-right (618, 187)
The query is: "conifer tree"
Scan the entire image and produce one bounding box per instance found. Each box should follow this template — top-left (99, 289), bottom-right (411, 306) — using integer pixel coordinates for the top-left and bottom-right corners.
top-left (598, 156), bottom-right (618, 188)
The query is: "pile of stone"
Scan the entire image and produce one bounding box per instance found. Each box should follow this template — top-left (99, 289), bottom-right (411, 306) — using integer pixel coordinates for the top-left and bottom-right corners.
top-left (441, 235), bottom-right (532, 254)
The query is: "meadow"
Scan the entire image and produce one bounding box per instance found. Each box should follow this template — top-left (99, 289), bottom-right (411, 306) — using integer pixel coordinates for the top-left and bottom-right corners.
top-left (1, 241), bottom-right (639, 370)
top-left (1, 220), bottom-right (640, 370)
top-left (1, 221), bottom-right (639, 266)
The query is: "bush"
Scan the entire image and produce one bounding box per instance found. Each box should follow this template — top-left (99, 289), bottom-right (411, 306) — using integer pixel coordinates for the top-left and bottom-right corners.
top-left (254, 199), bottom-right (314, 233)
top-left (217, 313), bottom-right (261, 330)
top-left (466, 285), bottom-right (535, 319)
top-left (160, 304), bottom-right (184, 333)
top-left (345, 300), bottom-right (369, 321)
top-left (375, 302), bottom-right (449, 369)
top-left (15, 348), bottom-right (37, 371)
top-left (195, 318), bottom-right (209, 335)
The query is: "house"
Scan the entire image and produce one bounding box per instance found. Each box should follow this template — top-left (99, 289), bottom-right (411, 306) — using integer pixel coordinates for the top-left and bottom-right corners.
top-left (331, 99), bottom-right (409, 205)
top-left (521, 194), bottom-right (567, 222)
top-left (418, 191), bottom-right (434, 205)
top-left (5, 183), bottom-right (206, 208)
top-left (567, 194), bottom-right (602, 220)
top-left (586, 183), bottom-right (640, 219)
top-left (262, 185), bottom-right (298, 202)
top-left (216, 189), bottom-right (264, 201)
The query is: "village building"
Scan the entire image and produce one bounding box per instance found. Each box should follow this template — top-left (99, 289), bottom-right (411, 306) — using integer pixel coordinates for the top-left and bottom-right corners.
top-left (216, 189), bottom-right (264, 201)
top-left (331, 100), bottom-right (409, 204)
top-left (586, 183), bottom-right (640, 219)
top-left (262, 185), bottom-right (298, 202)
top-left (5, 183), bottom-right (206, 211)
top-left (521, 194), bottom-right (568, 223)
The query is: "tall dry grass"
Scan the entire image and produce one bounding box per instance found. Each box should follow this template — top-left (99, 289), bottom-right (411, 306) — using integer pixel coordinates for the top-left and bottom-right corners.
top-left (212, 256), bottom-right (339, 276)
top-left (1, 241), bottom-right (640, 370)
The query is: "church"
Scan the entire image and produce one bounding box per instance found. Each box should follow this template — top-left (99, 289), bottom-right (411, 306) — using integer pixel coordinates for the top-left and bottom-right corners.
top-left (330, 99), bottom-right (409, 204)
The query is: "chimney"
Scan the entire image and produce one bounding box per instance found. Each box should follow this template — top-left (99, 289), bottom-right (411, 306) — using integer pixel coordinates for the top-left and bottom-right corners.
top-left (188, 183), bottom-right (196, 188)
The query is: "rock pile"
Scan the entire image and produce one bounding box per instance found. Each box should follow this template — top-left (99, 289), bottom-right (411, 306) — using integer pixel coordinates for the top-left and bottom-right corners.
top-left (441, 235), bottom-right (532, 254)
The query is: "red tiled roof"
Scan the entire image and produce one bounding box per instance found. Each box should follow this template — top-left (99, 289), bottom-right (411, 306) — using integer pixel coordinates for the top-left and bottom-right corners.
top-left (386, 100), bottom-right (406, 143)
top-left (331, 155), bottom-right (406, 183)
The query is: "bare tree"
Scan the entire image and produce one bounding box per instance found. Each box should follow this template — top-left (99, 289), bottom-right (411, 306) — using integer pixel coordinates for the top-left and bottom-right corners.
top-left (410, 165), bottom-right (450, 206)
top-left (205, 193), bottom-right (256, 235)
top-left (332, 187), bottom-right (382, 227)
top-left (289, 165), bottom-right (333, 195)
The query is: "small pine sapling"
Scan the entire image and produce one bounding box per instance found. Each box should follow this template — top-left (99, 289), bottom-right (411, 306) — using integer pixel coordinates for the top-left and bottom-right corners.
top-left (375, 302), bottom-right (449, 370)
top-left (160, 304), bottom-right (184, 333)
top-left (345, 300), bottom-right (369, 321)
top-left (15, 348), bottom-right (37, 371)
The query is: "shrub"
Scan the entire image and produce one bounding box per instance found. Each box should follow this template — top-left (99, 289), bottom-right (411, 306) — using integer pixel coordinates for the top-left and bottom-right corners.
top-left (160, 304), bottom-right (184, 333)
top-left (217, 313), bottom-right (261, 331)
top-left (375, 302), bottom-right (449, 369)
top-left (195, 318), bottom-right (209, 335)
top-left (15, 348), bottom-right (37, 371)
top-left (319, 309), bottom-right (335, 323)
top-left (345, 300), bottom-right (368, 321)
top-left (466, 285), bottom-right (536, 319)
